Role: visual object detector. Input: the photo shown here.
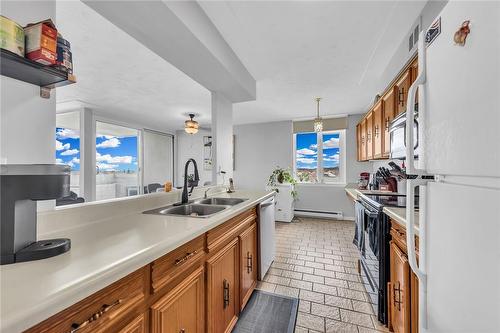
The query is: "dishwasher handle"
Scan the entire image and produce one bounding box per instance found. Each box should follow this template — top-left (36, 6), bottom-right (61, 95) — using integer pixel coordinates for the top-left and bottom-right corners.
top-left (260, 199), bottom-right (275, 208)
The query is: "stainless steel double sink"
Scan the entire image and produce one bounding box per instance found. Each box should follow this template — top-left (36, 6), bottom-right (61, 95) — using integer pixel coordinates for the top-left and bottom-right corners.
top-left (143, 197), bottom-right (248, 218)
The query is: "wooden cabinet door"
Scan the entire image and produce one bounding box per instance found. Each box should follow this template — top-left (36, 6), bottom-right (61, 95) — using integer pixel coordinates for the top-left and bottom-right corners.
top-left (360, 119), bottom-right (367, 161)
top-left (411, 272), bottom-right (419, 333)
top-left (356, 123), bottom-right (362, 161)
top-left (366, 111), bottom-right (374, 160)
top-left (207, 238), bottom-right (239, 333)
top-left (119, 314), bottom-right (146, 333)
top-left (239, 223), bottom-right (257, 310)
top-left (390, 242), bottom-right (411, 333)
top-left (382, 87), bottom-right (396, 157)
top-left (395, 69), bottom-right (411, 116)
top-left (151, 266), bottom-right (205, 333)
top-left (372, 101), bottom-right (383, 159)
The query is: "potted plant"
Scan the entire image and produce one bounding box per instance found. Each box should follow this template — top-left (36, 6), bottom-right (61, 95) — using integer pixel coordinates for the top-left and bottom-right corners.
top-left (267, 166), bottom-right (297, 199)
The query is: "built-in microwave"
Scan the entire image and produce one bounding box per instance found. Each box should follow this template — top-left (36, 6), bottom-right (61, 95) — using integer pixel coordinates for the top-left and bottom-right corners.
top-left (389, 111), bottom-right (419, 160)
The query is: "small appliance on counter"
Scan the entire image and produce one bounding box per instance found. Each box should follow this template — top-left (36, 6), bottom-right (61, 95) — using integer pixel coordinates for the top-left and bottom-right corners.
top-left (358, 172), bottom-right (370, 189)
top-left (0, 164), bottom-right (71, 265)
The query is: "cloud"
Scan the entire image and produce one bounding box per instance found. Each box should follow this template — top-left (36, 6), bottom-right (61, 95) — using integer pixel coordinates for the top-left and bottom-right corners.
top-left (96, 162), bottom-right (118, 171)
top-left (60, 149), bottom-right (79, 156)
top-left (297, 157), bottom-right (317, 164)
top-left (56, 128), bottom-right (79, 139)
top-left (96, 152), bottom-right (132, 164)
top-left (56, 140), bottom-right (70, 151)
top-left (310, 144), bottom-right (318, 149)
top-left (96, 137), bottom-right (120, 148)
top-left (67, 157), bottom-right (80, 168)
top-left (323, 137), bottom-right (340, 148)
top-left (323, 153), bottom-right (340, 162)
top-left (56, 158), bottom-right (64, 164)
top-left (296, 148), bottom-right (316, 156)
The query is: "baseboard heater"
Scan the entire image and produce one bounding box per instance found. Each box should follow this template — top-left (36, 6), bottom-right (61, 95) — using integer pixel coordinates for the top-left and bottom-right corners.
top-left (294, 209), bottom-right (344, 220)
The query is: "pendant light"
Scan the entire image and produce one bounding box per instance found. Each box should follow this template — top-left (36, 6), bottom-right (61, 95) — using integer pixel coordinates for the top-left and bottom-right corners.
top-left (184, 113), bottom-right (199, 134)
top-left (313, 97), bottom-right (323, 132)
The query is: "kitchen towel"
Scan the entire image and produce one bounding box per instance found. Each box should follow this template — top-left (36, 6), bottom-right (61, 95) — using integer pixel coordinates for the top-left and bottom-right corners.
top-left (353, 201), bottom-right (365, 254)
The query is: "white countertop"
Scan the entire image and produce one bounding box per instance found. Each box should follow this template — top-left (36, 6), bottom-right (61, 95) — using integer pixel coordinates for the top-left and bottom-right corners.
top-left (0, 190), bottom-right (274, 333)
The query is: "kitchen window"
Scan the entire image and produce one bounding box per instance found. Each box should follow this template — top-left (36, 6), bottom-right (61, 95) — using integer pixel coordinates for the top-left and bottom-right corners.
top-left (55, 111), bottom-right (81, 197)
top-left (294, 130), bottom-right (346, 184)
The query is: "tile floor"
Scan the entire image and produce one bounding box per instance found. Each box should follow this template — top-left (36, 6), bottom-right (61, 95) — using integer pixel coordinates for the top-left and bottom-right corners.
top-left (255, 217), bottom-right (390, 333)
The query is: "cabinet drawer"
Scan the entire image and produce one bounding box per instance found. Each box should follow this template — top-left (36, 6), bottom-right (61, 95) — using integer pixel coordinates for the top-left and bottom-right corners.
top-left (151, 234), bottom-right (206, 293)
top-left (119, 313), bottom-right (146, 333)
top-left (206, 208), bottom-right (256, 253)
top-left (25, 268), bottom-right (146, 333)
top-left (390, 220), bottom-right (419, 256)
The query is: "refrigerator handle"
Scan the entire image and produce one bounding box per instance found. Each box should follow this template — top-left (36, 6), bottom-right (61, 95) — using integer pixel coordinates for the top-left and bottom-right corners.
top-left (406, 31), bottom-right (427, 175)
top-left (406, 178), bottom-right (428, 330)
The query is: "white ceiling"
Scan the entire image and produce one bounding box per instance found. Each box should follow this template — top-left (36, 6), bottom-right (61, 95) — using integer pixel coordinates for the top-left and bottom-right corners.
top-left (56, 1), bottom-right (427, 129)
top-left (55, 1), bottom-right (211, 133)
top-left (199, 0), bottom-right (427, 125)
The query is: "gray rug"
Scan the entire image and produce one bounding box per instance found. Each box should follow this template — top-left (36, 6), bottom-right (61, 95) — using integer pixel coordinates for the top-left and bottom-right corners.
top-left (233, 290), bottom-right (298, 333)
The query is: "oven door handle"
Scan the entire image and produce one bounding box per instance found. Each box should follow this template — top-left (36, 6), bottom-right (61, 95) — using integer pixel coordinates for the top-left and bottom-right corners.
top-left (365, 210), bottom-right (379, 218)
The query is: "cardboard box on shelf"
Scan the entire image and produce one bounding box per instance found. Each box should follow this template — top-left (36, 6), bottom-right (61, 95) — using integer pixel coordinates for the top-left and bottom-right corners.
top-left (24, 19), bottom-right (57, 65)
top-left (0, 15), bottom-right (25, 56)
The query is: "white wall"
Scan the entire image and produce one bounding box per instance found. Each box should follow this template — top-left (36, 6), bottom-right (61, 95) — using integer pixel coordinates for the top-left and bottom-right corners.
top-left (233, 121), bottom-right (293, 190)
top-left (0, 1), bottom-right (56, 165)
top-left (211, 92), bottom-right (233, 185)
top-left (233, 115), bottom-right (370, 219)
top-left (176, 129), bottom-right (212, 188)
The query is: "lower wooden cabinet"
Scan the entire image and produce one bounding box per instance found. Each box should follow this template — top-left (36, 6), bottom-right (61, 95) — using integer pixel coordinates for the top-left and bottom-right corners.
top-left (23, 207), bottom-right (259, 333)
top-left (151, 266), bottom-right (205, 333)
top-left (206, 238), bottom-right (240, 333)
top-left (239, 222), bottom-right (258, 310)
top-left (389, 241), bottom-right (411, 333)
top-left (119, 314), bottom-right (146, 333)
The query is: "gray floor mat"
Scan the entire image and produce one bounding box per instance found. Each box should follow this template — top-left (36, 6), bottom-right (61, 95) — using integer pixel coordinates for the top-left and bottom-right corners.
top-left (233, 290), bottom-right (298, 333)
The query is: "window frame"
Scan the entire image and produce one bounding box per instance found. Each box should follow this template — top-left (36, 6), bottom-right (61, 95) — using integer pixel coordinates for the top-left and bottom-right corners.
top-left (293, 129), bottom-right (346, 185)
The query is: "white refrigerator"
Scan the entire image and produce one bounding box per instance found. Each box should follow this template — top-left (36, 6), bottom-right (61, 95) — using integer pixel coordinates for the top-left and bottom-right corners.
top-left (405, 2), bottom-right (500, 332)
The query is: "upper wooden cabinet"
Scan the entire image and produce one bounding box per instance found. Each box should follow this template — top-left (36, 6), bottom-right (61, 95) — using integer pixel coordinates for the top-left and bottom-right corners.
top-left (395, 69), bottom-right (411, 116)
top-left (206, 238), bottom-right (240, 333)
top-left (356, 56), bottom-right (418, 161)
top-left (366, 111), bottom-right (374, 160)
top-left (239, 222), bottom-right (257, 310)
top-left (360, 119), bottom-right (367, 161)
top-left (372, 101), bottom-right (383, 159)
top-left (151, 266), bottom-right (205, 333)
top-left (382, 87), bottom-right (396, 158)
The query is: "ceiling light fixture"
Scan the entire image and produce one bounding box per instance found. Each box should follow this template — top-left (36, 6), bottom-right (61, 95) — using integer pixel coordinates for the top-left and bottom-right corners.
top-left (184, 113), bottom-right (199, 134)
top-left (313, 97), bottom-right (323, 132)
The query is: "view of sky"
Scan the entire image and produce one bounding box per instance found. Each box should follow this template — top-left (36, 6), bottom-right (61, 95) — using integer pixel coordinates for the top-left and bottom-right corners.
top-left (296, 132), bottom-right (340, 169)
top-left (56, 127), bottom-right (138, 172)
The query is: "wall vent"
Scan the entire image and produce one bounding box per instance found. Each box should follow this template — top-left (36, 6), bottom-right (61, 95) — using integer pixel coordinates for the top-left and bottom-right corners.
top-left (408, 16), bottom-right (422, 53)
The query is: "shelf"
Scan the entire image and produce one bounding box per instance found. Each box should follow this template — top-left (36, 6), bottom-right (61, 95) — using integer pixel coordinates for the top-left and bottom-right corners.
top-left (0, 49), bottom-right (75, 95)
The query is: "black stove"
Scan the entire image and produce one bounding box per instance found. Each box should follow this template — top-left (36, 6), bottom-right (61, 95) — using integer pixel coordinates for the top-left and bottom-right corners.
top-left (355, 192), bottom-right (417, 326)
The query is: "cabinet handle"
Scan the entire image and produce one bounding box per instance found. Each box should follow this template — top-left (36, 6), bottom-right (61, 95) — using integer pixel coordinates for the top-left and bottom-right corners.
top-left (374, 125), bottom-right (379, 138)
top-left (398, 88), bottom-right (405, 106)
top-left (175, 250), bottom-right (198, 266)
top-left (385, 117), bottom-right (390, 131)
top-left (246, 252), bottom-right (253, 273)
top-left (393, 282), bottom-right (402, 311)
top-left (180, 330), bottom-right (185, 333)
top-left (223, 279), bottom-right (230, 309)
top-left (69, 299), bottom-right (122, 333)
top-left (367, 132), bottom-right (371, 142)
top-left (361, 136), bottom-right (365, 145)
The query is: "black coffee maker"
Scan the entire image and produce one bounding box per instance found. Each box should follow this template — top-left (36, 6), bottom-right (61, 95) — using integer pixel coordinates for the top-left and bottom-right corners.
top-left (1, 164), bottom-right (71, 265)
